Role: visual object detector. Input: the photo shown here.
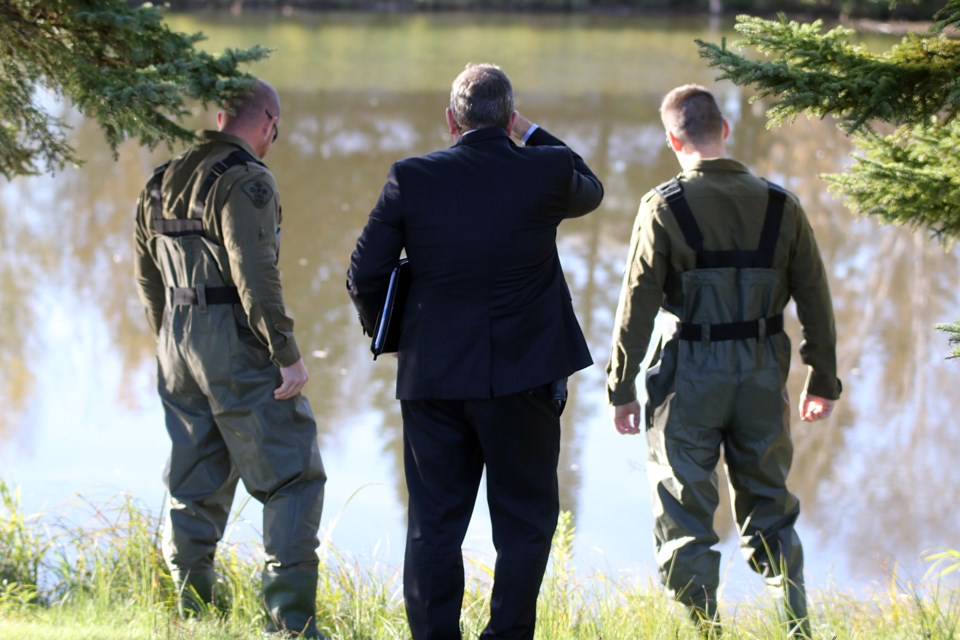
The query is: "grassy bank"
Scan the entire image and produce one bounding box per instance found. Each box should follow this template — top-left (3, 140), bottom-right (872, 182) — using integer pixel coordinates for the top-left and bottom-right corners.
top-left (1, 480), bottom-right (958, 639)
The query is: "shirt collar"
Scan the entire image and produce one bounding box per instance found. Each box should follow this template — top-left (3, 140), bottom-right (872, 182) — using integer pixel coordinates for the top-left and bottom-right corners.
top-left (453, 126), bottom-right (510, 147)
top-left (684, 157), bottom-right (751, 174)
top-left (199, 130), bottom-right (260, 158)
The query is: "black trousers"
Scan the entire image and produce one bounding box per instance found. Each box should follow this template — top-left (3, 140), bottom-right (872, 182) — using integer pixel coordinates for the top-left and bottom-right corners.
top-left (400, 386), bottom-right (562, 640)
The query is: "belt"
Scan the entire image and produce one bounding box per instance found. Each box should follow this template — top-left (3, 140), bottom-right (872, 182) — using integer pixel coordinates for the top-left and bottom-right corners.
top-left (678, 314), bottom-right (784, 342)
top-left (171, 286), bottom-right (241, 306)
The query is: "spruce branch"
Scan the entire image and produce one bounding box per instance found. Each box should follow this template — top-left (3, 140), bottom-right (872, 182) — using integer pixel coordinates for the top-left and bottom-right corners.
top-left (696, 14), bottom-right (960, 134)
top-left (932, 0), bottom-right (960, 32)
top-left (824, 122), bottom-right (960, 241)
top-left (934, 320), bottom-right (960, 358)
top-left (0, 0), bottom-right (270, 178)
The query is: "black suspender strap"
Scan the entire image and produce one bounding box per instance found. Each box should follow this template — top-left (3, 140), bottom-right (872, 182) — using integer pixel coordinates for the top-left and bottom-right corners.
top-left (152, 148), bottom-right (263, 237)
top-left (154, 217), bottom-right (205, 237)
top-left (655, 178), bottom-right (788, 269)
top-left (191, 148), bottom-right (262, 218)
top-left (150, 161), bottom-right (206, 237)
top-left (755, 181), bottom-right (787, 268)
top-left (147, 161), bottom-right (170, 230)
top-left (655, 178), bottom-right (704, 253)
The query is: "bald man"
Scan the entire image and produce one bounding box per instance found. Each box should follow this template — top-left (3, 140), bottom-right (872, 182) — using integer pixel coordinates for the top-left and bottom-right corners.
top-left (134, 78), bottom-right (327, 638)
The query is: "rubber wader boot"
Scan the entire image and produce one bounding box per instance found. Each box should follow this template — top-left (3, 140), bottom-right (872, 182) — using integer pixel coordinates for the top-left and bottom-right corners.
top-left (769, 574), bottom-right (812, 639)
top-left (686, 599), bottom-right (722, 639)
top-left (173, 568), bottom-right (217, 617)
top-left (263, 566), bottom-right (325, 639)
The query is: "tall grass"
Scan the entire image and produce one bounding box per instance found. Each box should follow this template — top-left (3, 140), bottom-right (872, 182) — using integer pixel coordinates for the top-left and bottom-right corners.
top-left (1, 479), bottom-right (958, 639)
top-left (0, 479), bottom-right (46, 608)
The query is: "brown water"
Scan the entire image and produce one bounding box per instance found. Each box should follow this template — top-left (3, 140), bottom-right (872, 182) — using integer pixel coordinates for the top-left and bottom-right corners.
top-left (1, 12), bottom-right (957, 598)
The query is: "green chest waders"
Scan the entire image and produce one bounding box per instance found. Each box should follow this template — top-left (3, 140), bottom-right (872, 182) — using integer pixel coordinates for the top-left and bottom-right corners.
top-left (646, 179), bottom-right (811, 638)
top-left (148, 150), bottom-right (327, 638)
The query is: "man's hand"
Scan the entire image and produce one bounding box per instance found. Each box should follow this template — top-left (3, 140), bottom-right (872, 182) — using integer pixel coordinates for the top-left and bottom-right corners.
top-left (613, 401), bottom-right (642, 435)
top-left (511, 111), bottom-right (534, 141)
top-left (275, 358), bottom-right (309, 400)
top-left (799, 392), bottom-right (834, 422)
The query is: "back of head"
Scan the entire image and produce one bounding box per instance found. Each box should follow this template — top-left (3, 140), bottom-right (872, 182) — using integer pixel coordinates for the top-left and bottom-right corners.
top-left (660, 84), bottom-right (724, 148)
top-left (220, 79), bottom-right (280, 132)
top-left (449, 63), bottom-right (514, 131)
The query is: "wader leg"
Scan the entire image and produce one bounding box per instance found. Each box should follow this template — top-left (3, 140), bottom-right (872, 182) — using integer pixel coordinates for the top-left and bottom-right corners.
top-left (263, 563), bottom-right (324, 638)
top-left (159, 369), bottom-right (238, 616)
top-left (173, 569), bottom-right (217, 616)
top-left (726, 381), bottom-right (810, 638)
top-left (212, 358), bottom-right (326, 638)
top-left (646, 395), bottom-right (725, 633)
top-left (768, 572), bottom-right (812, 638)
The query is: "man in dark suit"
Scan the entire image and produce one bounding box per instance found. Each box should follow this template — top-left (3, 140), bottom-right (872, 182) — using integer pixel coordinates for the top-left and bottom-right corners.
top-left (346, 62), bottom-right (603, 640)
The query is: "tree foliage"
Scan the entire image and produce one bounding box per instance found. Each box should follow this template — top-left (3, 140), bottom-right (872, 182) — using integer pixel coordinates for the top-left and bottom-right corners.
top-left (696, 1), bottom-right (960, 354)
top-left (695, 2), bottom-right (960, 234)
top-left (0, 0), bottom-right (270, 179)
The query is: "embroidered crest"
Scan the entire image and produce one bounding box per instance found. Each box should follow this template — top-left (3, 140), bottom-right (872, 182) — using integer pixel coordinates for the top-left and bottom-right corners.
top-left (242, 180), bottom-right (274, 208)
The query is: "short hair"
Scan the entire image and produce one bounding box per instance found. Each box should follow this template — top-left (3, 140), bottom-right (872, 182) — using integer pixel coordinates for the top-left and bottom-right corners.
top-left (449, 63), bottom-right (514, 131)
top-left (222, 79), bottom-right (280, 127)
top-left (660, 84), bottom-right (724, 147)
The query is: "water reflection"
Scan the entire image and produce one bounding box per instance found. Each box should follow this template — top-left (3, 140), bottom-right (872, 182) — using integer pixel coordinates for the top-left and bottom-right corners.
top-left (1, 13), bottom-right (957, 597)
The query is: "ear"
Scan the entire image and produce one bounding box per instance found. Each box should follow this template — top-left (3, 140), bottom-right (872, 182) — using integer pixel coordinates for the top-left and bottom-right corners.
top-left (262, 113), bottom-right (274, 140)
top-left (506, 110), bottom-right (518, 137)
top-left (667, 130), bottom-right (683, 152)
top-left (445, 108), bottom-right (460, 137)
top-left (721, 118), bottom-right (730, 140)
top-left (216, 111), bottom-right (225, 130)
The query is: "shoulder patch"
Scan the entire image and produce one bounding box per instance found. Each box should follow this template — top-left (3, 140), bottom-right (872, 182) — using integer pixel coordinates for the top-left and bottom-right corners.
top-left (242, 180), bottom-right (274, 208)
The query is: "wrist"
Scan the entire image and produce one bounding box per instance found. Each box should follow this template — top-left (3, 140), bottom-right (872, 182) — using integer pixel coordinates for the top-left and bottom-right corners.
top-left (520, 123), bottom-right (539, 145)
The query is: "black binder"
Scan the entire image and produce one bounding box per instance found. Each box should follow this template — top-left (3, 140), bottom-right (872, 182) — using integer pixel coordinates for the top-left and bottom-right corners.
top-left (371, 258), bottom-right (410, 359)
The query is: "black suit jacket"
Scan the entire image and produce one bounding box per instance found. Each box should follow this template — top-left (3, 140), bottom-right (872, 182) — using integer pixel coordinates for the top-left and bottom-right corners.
top-left (347, 126), bottom-right (604, 400)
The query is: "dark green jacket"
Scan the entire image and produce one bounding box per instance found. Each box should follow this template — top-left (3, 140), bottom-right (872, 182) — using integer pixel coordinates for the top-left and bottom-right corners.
top-left (606, 158), bottom-right (841, 405)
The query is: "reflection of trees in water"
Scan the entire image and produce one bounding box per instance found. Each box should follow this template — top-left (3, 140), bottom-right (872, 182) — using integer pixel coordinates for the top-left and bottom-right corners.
top-left (56, 124), bottom-right (166, 405)
top-left (0, 196), bottom-right (39, 441)
top-left (799, 222), bottom-right (960, 580)
top-left (752, 115), bottom-right (960, 580)
top-left (1, 101), bottom-right (151, 441)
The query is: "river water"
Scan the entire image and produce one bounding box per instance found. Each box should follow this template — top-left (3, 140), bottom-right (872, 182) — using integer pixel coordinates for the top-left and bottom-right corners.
top-left (1, 12), bottom-right (958, 601)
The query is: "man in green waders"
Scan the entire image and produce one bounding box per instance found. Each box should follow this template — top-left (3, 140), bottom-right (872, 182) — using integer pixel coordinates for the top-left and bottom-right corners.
top-left (606, 85), bottom-right (841, 638)
top-left (134, 78), bottom-right (327, 638)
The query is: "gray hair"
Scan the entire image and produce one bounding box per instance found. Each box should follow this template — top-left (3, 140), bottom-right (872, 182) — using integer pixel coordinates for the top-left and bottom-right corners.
top-left (449, 63), bottom-right (514, 131)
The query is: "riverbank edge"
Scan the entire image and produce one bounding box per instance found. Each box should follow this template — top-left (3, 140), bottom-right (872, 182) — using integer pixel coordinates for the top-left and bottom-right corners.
top-left (168, 3), bottom-right (957, 37)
